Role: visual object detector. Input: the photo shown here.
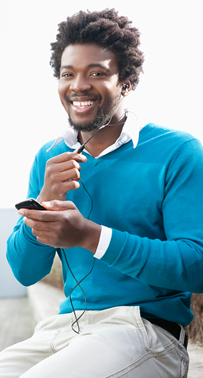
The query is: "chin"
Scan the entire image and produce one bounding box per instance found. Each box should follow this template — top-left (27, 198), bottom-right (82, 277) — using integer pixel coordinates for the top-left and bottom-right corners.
top-left (68, 113), bottom-right (107, 132)
top-left (71, 123), bottom-right (100, 133)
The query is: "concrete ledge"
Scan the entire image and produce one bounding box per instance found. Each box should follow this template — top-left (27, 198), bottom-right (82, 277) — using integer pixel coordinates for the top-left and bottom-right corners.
top-left (28, 281), bottom-right (66, 324)
top-left (188, 343), bottom-right (203, 377)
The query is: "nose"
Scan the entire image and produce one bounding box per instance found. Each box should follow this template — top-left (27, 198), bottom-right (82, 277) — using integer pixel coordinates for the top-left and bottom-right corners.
top-left (70, 74), bottom-right (92, 92)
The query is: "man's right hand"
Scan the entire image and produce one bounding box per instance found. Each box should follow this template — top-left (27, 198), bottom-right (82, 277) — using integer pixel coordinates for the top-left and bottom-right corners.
top-left (37, 152), bottom-right (87, 203)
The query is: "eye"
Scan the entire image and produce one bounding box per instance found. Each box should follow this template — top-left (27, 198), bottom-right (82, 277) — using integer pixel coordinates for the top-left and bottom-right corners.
top-left (61, 72), bottom-right (74, 78)
top-left (90, 72), bottom-right (104, 77)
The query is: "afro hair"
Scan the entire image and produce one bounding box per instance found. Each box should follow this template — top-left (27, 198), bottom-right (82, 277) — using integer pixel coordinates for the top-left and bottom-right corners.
top-left (50, 9), bottom-right (144, 89)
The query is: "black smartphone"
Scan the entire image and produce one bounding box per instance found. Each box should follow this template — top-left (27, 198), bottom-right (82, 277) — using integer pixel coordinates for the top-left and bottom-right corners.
top-left (15, 199), bottom-right (46, 211)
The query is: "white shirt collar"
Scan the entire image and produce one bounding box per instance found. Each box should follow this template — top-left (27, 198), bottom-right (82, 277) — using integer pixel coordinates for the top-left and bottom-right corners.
top-left (47, 110), bottom-right (142, 157)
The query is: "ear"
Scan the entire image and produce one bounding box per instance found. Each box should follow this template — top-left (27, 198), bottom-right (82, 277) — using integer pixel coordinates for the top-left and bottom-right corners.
top-left (121, 81), bottom-right (133, 97)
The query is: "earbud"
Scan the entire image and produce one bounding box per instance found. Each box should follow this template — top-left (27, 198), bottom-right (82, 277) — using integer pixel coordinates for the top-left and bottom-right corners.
top-left (121, 83), bottom-right (129, 97)
top-left (123, 84), bottom-right (129, 91)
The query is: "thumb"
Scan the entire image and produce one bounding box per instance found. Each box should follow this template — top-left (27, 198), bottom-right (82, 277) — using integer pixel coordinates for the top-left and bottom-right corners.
top-left (42, 200), bottom-right (76, 211)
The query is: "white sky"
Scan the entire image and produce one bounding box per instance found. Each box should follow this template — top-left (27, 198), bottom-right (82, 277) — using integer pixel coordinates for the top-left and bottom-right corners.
top-left (0, 0), bottom-right (203, 208)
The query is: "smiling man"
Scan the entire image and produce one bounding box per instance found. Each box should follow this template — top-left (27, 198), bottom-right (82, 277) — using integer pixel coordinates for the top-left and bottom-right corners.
top-left (1, 8), bottom-right (203, 378)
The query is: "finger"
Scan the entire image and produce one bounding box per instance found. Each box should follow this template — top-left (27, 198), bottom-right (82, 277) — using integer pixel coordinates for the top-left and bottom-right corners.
top-left (36, 236), bottom-right (57, 247)
top-left (19, 209), bottom-right (58, 221)
top-left (32, 227), bottom-right (54, 238)
top-left (33, 227), bottom-right (63, 248)
top-left (50, 180), bottom-right (80, 196)
top-left (42, 200), bottom-right (76, 211)
top-left (53, 165), bottom-right (81, 181)
top-left (34, 232), bottom-right (57, 247)
top-left (52, 159), bottom-right (82, 174)
top-left (23, 217), bottom-right (57, 231)
top-left (49, 152), bottom-right (87, 164)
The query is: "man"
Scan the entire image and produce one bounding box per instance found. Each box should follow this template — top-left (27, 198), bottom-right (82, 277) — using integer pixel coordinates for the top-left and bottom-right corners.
top-left (1, 8), bottom-right (203, 378)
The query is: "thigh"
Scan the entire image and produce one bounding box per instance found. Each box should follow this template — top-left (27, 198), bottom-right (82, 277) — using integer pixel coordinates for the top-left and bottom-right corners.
top-left (20, 307), bottom-right (189, 378)
top-left (0, 337), bottom-right (50, 378)
top-left (19, 323), bottom-right (148, 378)
top-left (0, 315), bottom-right (68, 378)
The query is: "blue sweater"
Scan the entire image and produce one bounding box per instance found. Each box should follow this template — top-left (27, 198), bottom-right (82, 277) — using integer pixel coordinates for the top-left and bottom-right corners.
top-left (7, 123), bottom-right (203, 326)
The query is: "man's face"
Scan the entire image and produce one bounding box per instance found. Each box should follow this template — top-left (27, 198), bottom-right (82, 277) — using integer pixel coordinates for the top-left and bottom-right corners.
top-left (58, 43), bottom-right (123, 132)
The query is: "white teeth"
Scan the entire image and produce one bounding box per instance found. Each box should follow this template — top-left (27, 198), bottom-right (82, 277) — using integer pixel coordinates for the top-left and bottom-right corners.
top-left (73, 101), bottom-right (94, 107)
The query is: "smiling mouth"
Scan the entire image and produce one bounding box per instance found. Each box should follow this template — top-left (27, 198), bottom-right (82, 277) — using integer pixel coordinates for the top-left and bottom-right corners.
top-left (72, 100), bottom-right (95, 108)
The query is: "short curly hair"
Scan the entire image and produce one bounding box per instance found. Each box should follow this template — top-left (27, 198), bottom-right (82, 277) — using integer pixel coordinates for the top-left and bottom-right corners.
top-left (50, 9), bottom-right (144, 89)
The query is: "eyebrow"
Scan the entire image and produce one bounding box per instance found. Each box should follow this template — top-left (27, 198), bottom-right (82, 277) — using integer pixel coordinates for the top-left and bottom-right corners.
top-left (60, 63), bottom-right (110, 72)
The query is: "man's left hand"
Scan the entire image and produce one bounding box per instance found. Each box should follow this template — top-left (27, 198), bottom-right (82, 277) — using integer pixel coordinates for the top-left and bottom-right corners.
top-left (18, 200), bottom-right (101, 253)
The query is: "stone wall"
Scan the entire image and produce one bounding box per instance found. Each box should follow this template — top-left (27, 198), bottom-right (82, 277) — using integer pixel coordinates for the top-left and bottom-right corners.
top-left (189, 294), bottom-right (203, 344)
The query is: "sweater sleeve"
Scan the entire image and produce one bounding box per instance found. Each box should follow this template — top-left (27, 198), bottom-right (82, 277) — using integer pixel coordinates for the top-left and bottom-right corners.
top-left (6, 152), bottom-right (56, 286)
top-left (100, 139), bottom-right (203, 294)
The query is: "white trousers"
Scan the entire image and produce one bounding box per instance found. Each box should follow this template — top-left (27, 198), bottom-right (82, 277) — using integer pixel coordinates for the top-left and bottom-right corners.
top-left (0, 306), bottom-right (189, 378)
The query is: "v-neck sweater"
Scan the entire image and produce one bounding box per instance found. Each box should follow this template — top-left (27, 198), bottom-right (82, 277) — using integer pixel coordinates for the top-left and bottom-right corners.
top-left (7, 123), bottom-right (203, 326)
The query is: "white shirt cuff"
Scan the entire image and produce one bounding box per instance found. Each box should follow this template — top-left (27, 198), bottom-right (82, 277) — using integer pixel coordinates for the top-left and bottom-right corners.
top-left (94, 226), bottom-right (112, 259)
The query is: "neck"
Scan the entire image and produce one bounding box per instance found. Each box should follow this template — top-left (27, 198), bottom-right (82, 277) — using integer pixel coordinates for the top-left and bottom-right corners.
top-left (78, 113), bottom-right (126, 157)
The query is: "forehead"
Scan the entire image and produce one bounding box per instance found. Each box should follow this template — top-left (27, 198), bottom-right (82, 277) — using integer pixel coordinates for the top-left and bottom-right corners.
top-left (60, 43), bottom-right (118, 71)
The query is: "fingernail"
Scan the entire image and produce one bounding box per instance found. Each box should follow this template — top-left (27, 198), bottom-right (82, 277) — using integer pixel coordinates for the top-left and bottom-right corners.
top-left (42, 201), bottom-right (52, 207)
top-left (18, 210), bottom-right (25, 216)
